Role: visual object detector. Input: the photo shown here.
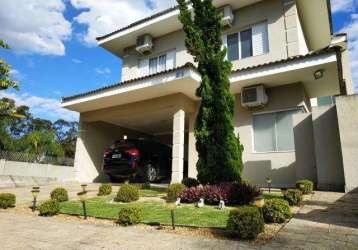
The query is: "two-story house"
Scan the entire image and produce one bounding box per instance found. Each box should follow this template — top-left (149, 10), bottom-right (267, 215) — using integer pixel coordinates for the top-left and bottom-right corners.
top-left (62, 0), bottom-right (354, 190)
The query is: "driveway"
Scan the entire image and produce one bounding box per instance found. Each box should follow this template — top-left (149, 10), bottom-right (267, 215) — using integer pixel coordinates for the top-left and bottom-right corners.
top-left (0, 183), bottom-right (358, 249)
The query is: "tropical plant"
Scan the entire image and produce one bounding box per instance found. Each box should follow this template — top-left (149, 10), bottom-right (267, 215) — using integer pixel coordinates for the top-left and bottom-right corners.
top-left (177, 0), bottom-right (244, 184)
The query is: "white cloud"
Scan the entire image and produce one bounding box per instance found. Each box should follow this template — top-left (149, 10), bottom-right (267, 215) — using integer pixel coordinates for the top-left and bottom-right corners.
top-left (0, 92), bottom-right (78, 121)
top-left (53, 91), bottom-right (62, 96)
top-left (72, 58), bottom-right (82, 64)
top-left (0, 0), bottom-right (71, 56)
top-left (70, 0), bottom-right (176, 46)
top-left (10, 69), bottom-right (25, 81)
top-left (95, 67), bottom-right (111, 75)
top-left (340, 14), bottom-right (358, 93)
top-left (331, 0), bottom-right (356, 13)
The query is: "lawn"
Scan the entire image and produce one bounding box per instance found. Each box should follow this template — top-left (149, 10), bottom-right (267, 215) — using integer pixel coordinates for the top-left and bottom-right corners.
top-left (60, 195), bottom-right (233, 228)
top-left (139, 189), bottom-right (166, 197)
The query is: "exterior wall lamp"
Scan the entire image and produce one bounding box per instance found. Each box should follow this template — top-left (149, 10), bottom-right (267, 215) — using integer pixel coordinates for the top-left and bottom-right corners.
top-left (314, 69), bottom-right (324, 80)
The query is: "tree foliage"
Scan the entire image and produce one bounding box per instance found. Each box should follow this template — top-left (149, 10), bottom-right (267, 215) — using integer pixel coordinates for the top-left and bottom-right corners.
top-left (177, 0), bottom-right (244, 184)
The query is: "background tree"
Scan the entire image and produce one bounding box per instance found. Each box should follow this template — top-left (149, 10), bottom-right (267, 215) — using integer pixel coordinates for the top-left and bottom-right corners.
top-left (177, 0), bottom-right (244, 184)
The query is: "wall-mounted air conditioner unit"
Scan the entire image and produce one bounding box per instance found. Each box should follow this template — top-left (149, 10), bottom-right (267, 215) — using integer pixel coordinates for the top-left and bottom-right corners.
top-left (136, 34), bottom-right (153, 55)
top-left (241, 85), bottom-right (268, 108)
top-left (217, 5), bottom-right (234, 27)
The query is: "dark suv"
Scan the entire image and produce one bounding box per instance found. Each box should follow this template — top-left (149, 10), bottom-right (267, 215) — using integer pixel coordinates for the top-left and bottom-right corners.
top-left (103, 139), bottom-right (172, 182)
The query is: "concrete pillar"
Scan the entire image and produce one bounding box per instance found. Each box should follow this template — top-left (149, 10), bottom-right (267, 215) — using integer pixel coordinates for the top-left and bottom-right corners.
top-left (188, 112), bottom-right (198, 178)
top-left (171, 109), bottom-right (185, 183)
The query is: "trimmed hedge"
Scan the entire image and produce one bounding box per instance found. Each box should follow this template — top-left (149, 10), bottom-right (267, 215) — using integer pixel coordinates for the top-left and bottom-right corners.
top-left (167, 183), bottom-right (186, 202)
top-left (115, 184), bottom-right (139, 202)
top-left (226, 206), bottom-right (264, 240)
top-left (178, 182), bottom-right (261, 205)
top-left (98, 183), bottom-right (112, 196)
top-left (182, 178), bottom-right (200, 188)
top-left (38, 199), bottom-right (60, 216)
top-left (262, 198), bottom-right (292, 223)
top-left (296, 179), bottom-right (314, 194)
top-left (117, 206), bottom-right (142, 226)
top-left (284, 189), bottom-right (303, 206)
top-left (50, 187), bottom-right (69, 202)
top-left (0, 193), bottom-right (16, 209)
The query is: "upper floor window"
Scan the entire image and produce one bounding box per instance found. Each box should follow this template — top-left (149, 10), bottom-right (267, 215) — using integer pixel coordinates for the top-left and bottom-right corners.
top-left (226, 22), bottom-right (269, 61)
top-left (139, 50), bottom-right (175, 77)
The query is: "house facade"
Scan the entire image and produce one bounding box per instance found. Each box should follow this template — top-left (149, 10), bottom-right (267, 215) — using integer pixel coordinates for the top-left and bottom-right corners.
top-left (62, 0), bottom-right (355, 190)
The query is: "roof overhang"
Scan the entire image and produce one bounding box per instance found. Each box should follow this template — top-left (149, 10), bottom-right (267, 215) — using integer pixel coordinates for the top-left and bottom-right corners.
top-left (62, 49), bottom-right (340, 113)
top-left (97, 0), bottom-right (262, 57)
top-left (296, 0), bottom-right (332, 50)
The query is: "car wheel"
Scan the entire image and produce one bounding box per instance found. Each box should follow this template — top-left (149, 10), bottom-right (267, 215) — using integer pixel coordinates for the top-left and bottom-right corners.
top-left (146, 164), bottom-right (158, 182)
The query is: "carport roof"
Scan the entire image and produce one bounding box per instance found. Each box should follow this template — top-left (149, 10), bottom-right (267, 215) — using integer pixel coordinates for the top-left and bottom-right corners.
top-left (62, 46), bottom-right (339, 104)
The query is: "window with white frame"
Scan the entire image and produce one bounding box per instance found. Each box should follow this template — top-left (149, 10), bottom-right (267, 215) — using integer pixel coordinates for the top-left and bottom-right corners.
top-left (226, 22), bottom-right (269, 61)
top-left (138, 50), bottom-right (176, 77)
top-left (253, 109), bottom-right (303, 153)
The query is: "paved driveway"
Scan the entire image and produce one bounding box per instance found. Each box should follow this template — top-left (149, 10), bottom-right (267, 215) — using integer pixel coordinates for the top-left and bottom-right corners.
top-left (0, 183), bottom-right (358, 249)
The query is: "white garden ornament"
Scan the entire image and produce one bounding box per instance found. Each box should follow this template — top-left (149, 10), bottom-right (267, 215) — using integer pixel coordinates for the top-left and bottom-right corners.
top-left (175, 197), bottom-right (181, 206)
top-left (218, 200), bottom-right (225, 210)
top-left (197, 198), bottom-right (204, 208)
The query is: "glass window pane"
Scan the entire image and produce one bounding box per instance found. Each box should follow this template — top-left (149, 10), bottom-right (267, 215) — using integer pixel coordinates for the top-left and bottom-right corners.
top-left (227, 33), bottom-right (239, 61)
top-left (240, 29), bottom-right (253, 58)
top-left (253, 113), bottom-right (276, 152)
top-left (276, 110), bottom-right (302, 151)
top-left (158, 55), bottom-right (166, 72)
top-left (149, 57), bottom-right (157, 74)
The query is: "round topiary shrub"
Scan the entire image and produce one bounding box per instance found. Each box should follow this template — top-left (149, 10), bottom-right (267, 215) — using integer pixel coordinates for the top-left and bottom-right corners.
top-left (167, 183), bottom-right (186, 202)
top-left (262, 198), bottom-right (292, 223)
top-left (284, 189), bottom-right (302, 206)
top-left (38, 199), bottom-right (60, 216)
top-left (296, 179), bottom-right (314, 194)
top-left (182, 177), bottom-right (200, 188)
top-left (50, 187), bottom-right (69, 202)
top-left (98, 183), bottom-right (112, 196)
top-left (115, 184), bottom-right (139, 202)
top-left (117, 206), bottom-right (142, 226)
top-left (226, 206), bottom-right (264, 240)
top-left (0, 193), bottom-right (16, 209)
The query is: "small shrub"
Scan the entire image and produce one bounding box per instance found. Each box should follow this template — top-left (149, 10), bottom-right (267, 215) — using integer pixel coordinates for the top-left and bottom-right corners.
top-left (38, 199), bottom-right (60, 216)
top-left (182, 178), bottom-right (200, 188)
top-left (167, 183), bottom-right (186, 201)
top-left (228, 182), bottom-right (261, 205)
top-left (50, 187), bottom-right (69, 202)
top-left (284, 189), bottom-right (302, 206)
top-left (296, 179), bottom-right (314, 194)
top-left (141, 182), bottom-right (151, 190)
top-left (117, 206), bottom-right (142, 226)
top-left (98, 183), bottom-right (112, 196)
top-left (0, 193), bottom-right (16, 209)
top-left (115, 184), bottom-right (139, 202)
top-left (262, 198), bottom-right (292, 223)
top-left (226, 206), bottom-right (264, 240)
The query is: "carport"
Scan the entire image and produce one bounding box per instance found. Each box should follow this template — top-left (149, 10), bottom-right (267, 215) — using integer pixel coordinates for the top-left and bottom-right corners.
top-left (62, 65), bottom-right (200, 183)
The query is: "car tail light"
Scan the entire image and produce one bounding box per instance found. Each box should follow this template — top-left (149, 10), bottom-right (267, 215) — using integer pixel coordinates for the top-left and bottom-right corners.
top-left (125, 148), bottom-right (139, 157)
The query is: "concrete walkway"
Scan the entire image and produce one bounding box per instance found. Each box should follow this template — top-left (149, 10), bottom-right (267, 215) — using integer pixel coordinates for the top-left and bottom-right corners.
top-left (0, 183), bottom-right (358, 249)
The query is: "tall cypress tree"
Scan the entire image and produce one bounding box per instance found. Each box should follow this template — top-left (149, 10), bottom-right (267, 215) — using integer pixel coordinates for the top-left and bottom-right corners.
top-left (177, 0), bottom-right (243, 184)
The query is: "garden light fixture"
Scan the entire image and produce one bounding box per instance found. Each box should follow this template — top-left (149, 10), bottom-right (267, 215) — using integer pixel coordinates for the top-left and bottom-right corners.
top-left (165, 202), bottom-right (176, 230)
top-left (31, 187), bottom-right (40, 212)
top-left (266, 177), bottom-right (272, 193)
top-left (81, 184), bottom-right (87, 192)
top-left (77, 191), bottom-right (88, 220)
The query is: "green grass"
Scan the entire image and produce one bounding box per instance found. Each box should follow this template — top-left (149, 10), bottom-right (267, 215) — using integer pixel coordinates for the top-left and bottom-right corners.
top-left (139, 189), bottom-right (166, 197)
top-left (262, 191), bottom-right (284, 200)
top-left (60, 196), bottom-right (232, 228)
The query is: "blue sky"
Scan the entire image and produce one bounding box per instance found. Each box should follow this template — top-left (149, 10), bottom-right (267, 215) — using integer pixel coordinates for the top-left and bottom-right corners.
top-left (0, 0), bottom-right (357, 122)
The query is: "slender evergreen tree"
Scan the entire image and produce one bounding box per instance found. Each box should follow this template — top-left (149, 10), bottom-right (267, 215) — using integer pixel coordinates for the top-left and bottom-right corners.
top-left (177, 0), bottom-right (243, 184)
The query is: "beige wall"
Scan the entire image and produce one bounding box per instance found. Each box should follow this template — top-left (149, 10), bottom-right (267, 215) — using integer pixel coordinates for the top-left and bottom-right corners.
top-left (312, 105), bottom-right (345, 191)
top-left (336, 95), bottom-right (358, 192)
top-left (121, 0), bottom-right (307, 81)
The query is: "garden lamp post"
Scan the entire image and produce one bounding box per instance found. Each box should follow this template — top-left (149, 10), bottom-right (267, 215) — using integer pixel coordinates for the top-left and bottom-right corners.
top-left (254, 196), bottom-right (265, 216)
top-left (77, 191), bottom-right (88, 220)
top-left (81, 184), bottom-right (87, 192)
top-left (31, 187), bottom-right (40, 212)
top-left (166, 202), bottom-right (176, 230)
top-left (266, 177), bottom-right (272, 193)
